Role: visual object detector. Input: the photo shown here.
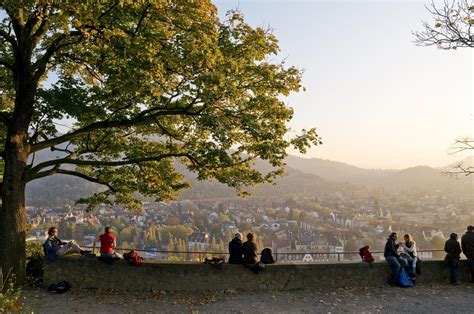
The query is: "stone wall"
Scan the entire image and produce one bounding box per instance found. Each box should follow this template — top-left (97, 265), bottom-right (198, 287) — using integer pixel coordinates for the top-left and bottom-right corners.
top-left (43, 258), bottom-right (472, 291)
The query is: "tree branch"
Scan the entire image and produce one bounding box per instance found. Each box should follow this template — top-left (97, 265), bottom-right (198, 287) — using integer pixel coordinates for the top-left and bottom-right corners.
top-left (0, 29), bottom-right (18, 52)
top-left (29, 152), bottom-right (198, 174)
top-left (30, 107), bottom-right (204, 153)
top-left (32, 32), bottom-right (83, 82)
top-left (28, 168), bottom-right (117, 192)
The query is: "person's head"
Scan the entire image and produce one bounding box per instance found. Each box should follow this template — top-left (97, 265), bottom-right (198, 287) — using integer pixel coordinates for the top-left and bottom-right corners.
top-left (404, 234), bottom-right (413, 243)
top-left (247, 233), bottom-right (254, 242)
top-left (389, 232), bottom-right (397, 241)
top-left (450, 233), bottom-right (458, 241)
top-left (105, 226), bottom-right (113, 234)
top-left (48, 226), bottom-right (58, 236)
top-left (467, 225), bottom-right (474, 232)
top-left (234, 233), bottom-right (242, 240)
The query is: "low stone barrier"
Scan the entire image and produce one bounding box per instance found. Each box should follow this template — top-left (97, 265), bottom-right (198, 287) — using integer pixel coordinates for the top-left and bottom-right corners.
top-left (43, 258), bottom-right (472, 291)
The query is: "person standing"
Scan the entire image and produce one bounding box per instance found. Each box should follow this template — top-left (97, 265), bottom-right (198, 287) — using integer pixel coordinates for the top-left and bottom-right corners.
top-left (461, 225), bottom-right (474, 283)
top-left (444, 233), bottom-right (462, 285)
top-left (384, 232), bottom-right (406, 285)
top-left (228, 233), bottom-right (243, 264)
top-left (242, 233), bottom-right (258, 265)
top-left (400, 233), bottom-right (417, 278)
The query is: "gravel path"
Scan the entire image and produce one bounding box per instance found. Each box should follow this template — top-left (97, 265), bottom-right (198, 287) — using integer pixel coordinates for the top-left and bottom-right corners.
top-left (22, 283), bottom-right (474, 313)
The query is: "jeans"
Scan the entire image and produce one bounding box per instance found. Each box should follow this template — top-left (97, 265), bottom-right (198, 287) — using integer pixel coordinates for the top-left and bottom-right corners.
top-left (101, 252), bottom-right (123, 259)
top-left (386, 256), bottom-right (407, 283)
top-left (468, 258), bottom-right (474, 282)
top-left (450, 259), bottom-right (460, 284)
top-left (407, 257), bottom-right (417, 277)
top-left (57, 240), bottom-right (81, 256)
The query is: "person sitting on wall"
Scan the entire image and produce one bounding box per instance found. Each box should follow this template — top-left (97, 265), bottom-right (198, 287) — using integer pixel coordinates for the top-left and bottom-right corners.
top-left (461, 226), bottom-right (474, 283)
top-left (384, 232), bottom-right (407, 285)
top-left (242, 232), bottom-right (258, 266)
top-left (94, 226), bottom-right (122, 264)
top-left (400, 233), bottom-right (417, 279)
top-left (228, 232), bottom-right (243, 264)
top-left (444, 232), bottom-right (462, 285)
top-left (43, 226), bottom-right (90, 261)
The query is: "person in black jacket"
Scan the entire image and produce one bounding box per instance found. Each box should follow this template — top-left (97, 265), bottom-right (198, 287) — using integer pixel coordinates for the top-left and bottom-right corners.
top-left (242, 233), bottom-right (258, 265)
top-left (444, 232), bottom-right (462, 285)
top-left (384, 232), bottom-right (406, 285)
top-left (461, 226), bottom-right (474, 283)
top-left (228, 233), bottom-right (243, 264)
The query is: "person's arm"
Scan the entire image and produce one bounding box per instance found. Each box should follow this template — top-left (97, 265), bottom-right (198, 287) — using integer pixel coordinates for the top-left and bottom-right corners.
top-left (455, 243), bottom-right (462, 255)
top-left (461, 237), bottom-right (466, 254)
top-left (444, 241), bottom-right (449, 254)
top-left (92, 235), bottom-right (100, 253)
top-left (56, 237), bottom-right (66, 246)
top-left (402, 242), bottom-right (415, 253)
top-left (389, 241), bottom-right (399, 257)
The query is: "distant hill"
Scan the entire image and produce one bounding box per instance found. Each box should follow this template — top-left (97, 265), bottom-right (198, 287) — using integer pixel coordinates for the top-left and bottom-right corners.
top-left (284, 155), bottom-right (393, 184)
top-left (25, 150), bottom-right (473, 207)
top-left (284, 155), bottom-right (472, 193)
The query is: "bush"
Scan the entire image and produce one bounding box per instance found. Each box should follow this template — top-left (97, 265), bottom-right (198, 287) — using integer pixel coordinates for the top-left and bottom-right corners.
top-left (0, 273), bottom-right (23, 313)
top-left (26, 241), bottom-right (44, 287)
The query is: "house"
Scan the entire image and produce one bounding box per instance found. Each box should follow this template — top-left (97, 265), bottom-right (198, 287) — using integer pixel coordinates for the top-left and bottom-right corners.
top-left (188, 232), bottom-right (210, 251)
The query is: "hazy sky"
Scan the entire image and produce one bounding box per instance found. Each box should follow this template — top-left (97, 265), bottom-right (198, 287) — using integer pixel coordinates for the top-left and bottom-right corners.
top-left (214, 0), bottom-right (473, 169)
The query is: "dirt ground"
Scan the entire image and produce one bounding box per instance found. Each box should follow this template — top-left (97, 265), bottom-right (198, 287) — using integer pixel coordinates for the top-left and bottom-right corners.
top-left (21, 282), bottom-right (474, 313)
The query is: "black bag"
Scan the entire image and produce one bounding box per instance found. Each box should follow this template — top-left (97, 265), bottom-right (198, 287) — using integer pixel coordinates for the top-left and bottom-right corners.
top-left (260, 248), bottom-right (275, 264)
top-left (204, 257), bottom-right (224, 269)
top-left (47, 281), bottom-right (71, 294)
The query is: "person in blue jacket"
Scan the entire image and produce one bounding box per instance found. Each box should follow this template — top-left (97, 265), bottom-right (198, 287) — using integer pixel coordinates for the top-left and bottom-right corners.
top-left (384, 232), bottom-right (407, 285)
top-left (43, 226), bottom-right (89, 261)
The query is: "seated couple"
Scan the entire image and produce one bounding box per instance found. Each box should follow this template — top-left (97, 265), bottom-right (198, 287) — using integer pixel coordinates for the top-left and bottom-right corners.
top-left (384, 232), bottom-right (418, 285)
top-left (228, 232), bottom-right (274, 265)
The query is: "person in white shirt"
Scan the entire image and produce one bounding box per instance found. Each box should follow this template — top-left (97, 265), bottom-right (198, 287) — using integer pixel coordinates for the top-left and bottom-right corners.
top-left (400, 233), bottom-right (417, 278)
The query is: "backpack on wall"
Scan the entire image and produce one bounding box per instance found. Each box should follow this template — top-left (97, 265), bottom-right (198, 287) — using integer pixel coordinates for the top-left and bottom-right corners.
top-left (124, 250), bottom-right (144, 266)
top-left (359, 246), bottom-right (374, 266)
top-left (204, 257), bottom-right (224, 269)
top-left (260, 248), bottom-right (275, 264)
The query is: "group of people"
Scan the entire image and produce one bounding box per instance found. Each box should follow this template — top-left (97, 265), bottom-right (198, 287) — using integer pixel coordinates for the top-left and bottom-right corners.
top-left (444, 226), bottom-right (474, 285)
top-left (45, 224), bottom-right (474, 286)
top-left (384, 226), bottom-right (474, 286)
top-left (43, 226), bottom-right (121, 262)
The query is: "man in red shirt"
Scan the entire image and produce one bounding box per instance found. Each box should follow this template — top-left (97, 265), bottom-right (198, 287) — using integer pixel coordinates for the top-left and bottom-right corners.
top-left (93, 227), bottom-right (122, 262)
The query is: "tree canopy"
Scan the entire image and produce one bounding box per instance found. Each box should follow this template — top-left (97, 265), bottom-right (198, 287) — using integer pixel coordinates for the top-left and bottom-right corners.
top-left (0, 0), bottom-right (321, 211)
top-left (413, 0), bottom-right (474, 49)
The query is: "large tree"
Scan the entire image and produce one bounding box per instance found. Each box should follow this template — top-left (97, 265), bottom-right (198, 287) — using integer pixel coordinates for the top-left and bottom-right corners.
top-left (0, 1), bottom-right (320, 281)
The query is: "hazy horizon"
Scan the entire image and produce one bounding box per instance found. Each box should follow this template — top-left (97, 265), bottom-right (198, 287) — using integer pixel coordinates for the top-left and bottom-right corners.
top-left (215, 0), bottom-right (473, 169)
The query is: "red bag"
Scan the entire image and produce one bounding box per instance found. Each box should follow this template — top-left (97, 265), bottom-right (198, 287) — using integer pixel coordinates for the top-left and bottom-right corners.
top-left (125, 250), bottom-right (144, 266)
top-left (359, 246), bottom-right (374, 264)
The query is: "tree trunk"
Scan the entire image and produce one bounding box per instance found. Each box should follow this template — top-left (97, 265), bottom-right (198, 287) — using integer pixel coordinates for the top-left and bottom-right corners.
top-left (0, 134), bottom-right (28, 285)
top-left (0, 56), bottom-right (35, 286)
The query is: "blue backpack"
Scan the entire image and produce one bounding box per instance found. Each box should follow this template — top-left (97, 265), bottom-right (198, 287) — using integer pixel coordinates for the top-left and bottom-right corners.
top-left (397, 269), bottom-right (414, 287)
